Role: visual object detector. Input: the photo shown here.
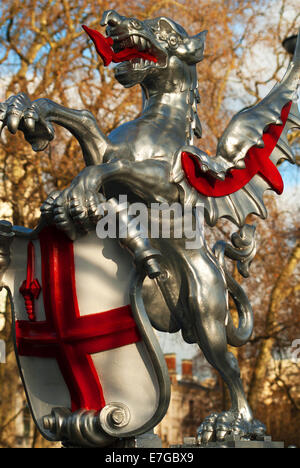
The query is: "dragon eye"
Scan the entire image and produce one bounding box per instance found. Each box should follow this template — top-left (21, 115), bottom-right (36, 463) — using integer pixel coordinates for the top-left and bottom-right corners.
top-left (130, 19), bottom-right (142, 30)
top-left (168, 34), bottom-right (178, 48)
top-left (158, 30), bottom-right (168, 41)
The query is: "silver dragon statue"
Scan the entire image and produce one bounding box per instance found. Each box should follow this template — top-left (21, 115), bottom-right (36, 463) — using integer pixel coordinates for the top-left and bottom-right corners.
top-left (0, 10), bottom-right (299, 447)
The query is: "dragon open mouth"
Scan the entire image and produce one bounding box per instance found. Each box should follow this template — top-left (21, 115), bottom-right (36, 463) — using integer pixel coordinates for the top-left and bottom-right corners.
top-left (82, 25), bottom-right (165, 71)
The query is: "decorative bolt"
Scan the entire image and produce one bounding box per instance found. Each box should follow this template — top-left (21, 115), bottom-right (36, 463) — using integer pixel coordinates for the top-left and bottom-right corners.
top-left (99, 402), bottom-right (131, 435)
top-left (43, 415), bottom-right (55, 431)
top-left (145, 257), bottom-right (161, 279)
top-left (110, 408), bottom-right (126, 427)
top-left (159, 269), bottom-right (169, 282)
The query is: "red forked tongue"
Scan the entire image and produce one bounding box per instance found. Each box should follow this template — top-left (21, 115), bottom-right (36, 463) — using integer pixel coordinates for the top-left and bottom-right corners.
top-left (82, 25), bottom-right (157, 67)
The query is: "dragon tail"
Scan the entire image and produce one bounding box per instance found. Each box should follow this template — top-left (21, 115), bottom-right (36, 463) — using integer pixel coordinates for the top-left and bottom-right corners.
top-left (213, 225), bottom-right (256, 347)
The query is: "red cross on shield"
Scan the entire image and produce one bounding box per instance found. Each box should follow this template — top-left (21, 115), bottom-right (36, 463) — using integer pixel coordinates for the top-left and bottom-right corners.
top-left (4, 224), bottom-right (170, 442)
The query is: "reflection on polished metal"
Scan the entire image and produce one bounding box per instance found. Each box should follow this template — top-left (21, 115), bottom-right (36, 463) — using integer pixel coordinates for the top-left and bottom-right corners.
top-left (283, 34), bottom-right (298, 56)
top-left (42, 407), bottom-right (114, 448)
top-left (0, 221), bottom-right (14, 286)
top-left (100, 402), bottom-right (131, 435)
top-left (0, 10), bottom-right (299, 447)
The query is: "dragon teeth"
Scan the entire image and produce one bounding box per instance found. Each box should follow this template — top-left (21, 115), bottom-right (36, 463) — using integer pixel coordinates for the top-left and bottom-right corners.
top-left (119, 35), bottom-right (152, 54)
top-left (139, 38), bottom-right (147, 50)
top-left (130, 35), bottom-right (150, 51)
top-left (132, 35), bottom-right (140, 47)
top-left (131, 57), bottom-right (155, 69)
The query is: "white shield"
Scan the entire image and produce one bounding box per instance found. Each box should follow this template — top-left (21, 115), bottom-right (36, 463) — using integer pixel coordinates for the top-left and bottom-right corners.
top-left (3, 223), bottom-right (170, 443)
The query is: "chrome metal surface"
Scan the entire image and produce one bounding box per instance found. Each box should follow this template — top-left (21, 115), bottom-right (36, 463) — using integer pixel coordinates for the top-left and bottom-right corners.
top-left (1, 12), bottom-right (299, 445)
top-left (283, 34), bottom-right (298, 56)
top-left (40, 269), bottom-right (171, 446)
top-left (42, 407), bottom-right (114, 447)
top-left (100, 402), bottom-right (131, 435)
top-left (0, 221), bottom-right (14, 286)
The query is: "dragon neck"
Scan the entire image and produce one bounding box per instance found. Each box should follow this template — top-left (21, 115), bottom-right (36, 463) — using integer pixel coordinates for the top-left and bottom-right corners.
top-left (140, 63), bottom-right (202, 145)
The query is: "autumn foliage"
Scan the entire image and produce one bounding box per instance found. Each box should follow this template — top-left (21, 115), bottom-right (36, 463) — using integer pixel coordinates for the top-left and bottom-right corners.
top-left (0, 0), bottom-right (299, 447)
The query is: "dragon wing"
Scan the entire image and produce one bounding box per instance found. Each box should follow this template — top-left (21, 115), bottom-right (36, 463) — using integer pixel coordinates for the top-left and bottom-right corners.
top-left (171, 32), bottom-right (300, 227)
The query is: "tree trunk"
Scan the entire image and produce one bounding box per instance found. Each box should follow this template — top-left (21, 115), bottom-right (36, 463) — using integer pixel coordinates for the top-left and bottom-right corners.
top-left (248, 241), bottom-right (300, 410)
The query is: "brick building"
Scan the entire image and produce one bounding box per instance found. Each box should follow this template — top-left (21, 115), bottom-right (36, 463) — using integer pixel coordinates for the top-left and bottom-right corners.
top-left (155, 353), bottom-right (220, 447)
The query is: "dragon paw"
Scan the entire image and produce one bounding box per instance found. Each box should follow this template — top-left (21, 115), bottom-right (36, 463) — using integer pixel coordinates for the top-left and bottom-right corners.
top-left (197, 411), bottom-right (266, 444)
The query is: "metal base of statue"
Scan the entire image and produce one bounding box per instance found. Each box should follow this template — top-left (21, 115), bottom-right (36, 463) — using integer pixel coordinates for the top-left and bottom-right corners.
top-left (62, 431), bottom-right (162, 449)
top-left (116, 432), bottom-right (162, 448)
top-left (173, 435), bottom-right (284, 449)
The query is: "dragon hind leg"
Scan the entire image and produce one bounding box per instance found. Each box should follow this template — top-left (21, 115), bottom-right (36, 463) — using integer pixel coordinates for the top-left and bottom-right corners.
top-left (185, 252), bottom-right (265, 443)
top-left (196, 317), bottom-right (266, 443)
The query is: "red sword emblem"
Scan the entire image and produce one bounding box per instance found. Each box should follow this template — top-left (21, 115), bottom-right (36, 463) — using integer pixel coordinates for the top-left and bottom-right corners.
top-left (19, 241), bottom-right (41, 321)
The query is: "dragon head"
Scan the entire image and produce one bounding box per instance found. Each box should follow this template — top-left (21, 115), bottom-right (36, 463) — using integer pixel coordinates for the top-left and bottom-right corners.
top-left (83, 10), bottom-right (207, 92)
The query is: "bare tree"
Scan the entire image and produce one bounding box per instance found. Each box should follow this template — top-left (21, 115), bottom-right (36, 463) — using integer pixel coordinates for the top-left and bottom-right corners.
top-left (0, 0), bottom-right (299, 447)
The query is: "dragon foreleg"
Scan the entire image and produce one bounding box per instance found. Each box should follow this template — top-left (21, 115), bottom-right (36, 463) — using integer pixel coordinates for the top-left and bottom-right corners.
top-left (33, 98), bottom-right (110, 165)
top-left (0, 93), bottom-right (110, 166)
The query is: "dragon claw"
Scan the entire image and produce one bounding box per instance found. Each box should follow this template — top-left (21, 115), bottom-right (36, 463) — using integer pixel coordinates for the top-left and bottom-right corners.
top-left (197, 411), bottom-right (266, 445)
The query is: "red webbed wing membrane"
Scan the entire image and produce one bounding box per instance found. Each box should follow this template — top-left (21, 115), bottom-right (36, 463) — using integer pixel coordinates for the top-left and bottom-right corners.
top-left (82, 25), bottom-right (157, 67)
top-left (181, 101), bottom-right (292, 197)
